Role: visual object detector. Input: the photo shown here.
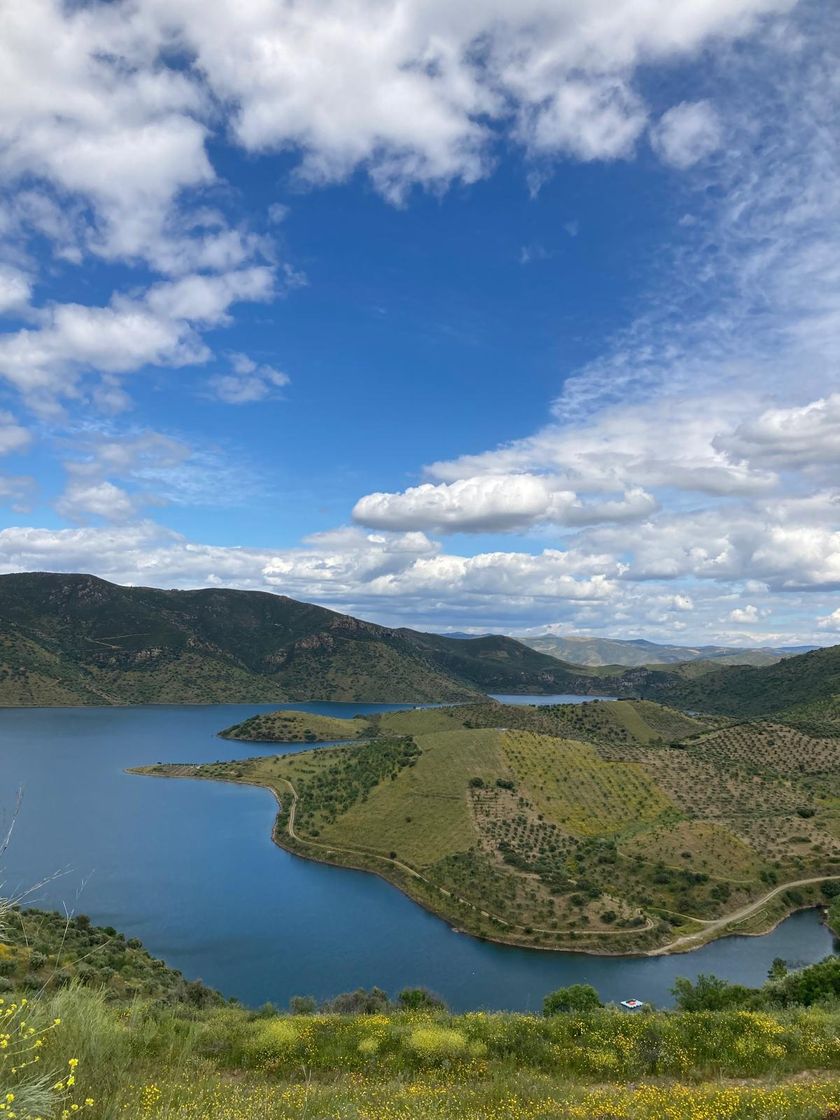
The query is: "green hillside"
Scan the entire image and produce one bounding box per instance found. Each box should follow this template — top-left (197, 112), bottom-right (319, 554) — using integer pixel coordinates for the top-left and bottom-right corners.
top-left (0, 572), bottom-right (613, 706)
top-left (643, 644), bottom-right (840, 734)
top-left (138, 698), bottom-right (840, 954)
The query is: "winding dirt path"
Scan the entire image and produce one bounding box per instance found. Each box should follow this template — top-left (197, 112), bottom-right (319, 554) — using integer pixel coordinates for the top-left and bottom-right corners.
top-left (647, 874), bottom-right (840, 955)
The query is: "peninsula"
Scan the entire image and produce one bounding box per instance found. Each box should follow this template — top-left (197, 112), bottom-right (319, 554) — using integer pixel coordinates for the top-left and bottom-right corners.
top-left (137, 676), bottom-right (840, 955)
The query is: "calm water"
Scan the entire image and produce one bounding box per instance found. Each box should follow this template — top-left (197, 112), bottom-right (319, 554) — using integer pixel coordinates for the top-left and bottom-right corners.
top-left (0, 702), bottom-right (833, 1012)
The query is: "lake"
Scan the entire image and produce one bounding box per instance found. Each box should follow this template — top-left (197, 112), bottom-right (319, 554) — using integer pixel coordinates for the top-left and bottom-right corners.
top-left (0, 700), bottom-right (834, 1012)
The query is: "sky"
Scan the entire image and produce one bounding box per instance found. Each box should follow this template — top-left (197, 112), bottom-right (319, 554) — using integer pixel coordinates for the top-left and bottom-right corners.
top-left (0, 0), bottom-right (838, 645)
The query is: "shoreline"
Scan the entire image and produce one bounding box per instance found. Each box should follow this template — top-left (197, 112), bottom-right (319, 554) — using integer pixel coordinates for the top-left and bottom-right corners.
top-left (131, 765), bottom-right (835, 960)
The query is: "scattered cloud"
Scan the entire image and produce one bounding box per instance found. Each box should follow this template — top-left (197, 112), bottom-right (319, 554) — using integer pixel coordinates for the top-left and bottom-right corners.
top-left (0, 411), bottom-right (30, 456)
top-left (0, 268), bottom-right (274, 413)
top-left (56, 478), bottom-right (136, 523)
top-left (651, 100), bottom-right (723, 168)
top-left (208, 354), bottom-right (290, 405)
top-left (0, 264), bottom-right (31, 314)
top-left (729, 603), bottom-right (760, 623)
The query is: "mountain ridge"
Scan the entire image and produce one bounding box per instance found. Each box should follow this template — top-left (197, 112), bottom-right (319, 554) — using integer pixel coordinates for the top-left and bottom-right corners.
top-left (0, 572), bottom-right (614, 705)
top-left (517, 633), bottom-right (804, 668)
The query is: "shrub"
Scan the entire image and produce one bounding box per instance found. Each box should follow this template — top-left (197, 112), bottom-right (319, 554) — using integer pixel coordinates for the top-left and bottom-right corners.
top-left (543, 984), bottom-right (602, 1015)
top-left (397, 987), bottom-right (448, 1011)
top-left (407, 1026), bottom-right (469, 1063)
top-left (289, 995), bottom-right (317, 1015)
top-left (246, 1019), bottom-right (303, 1064)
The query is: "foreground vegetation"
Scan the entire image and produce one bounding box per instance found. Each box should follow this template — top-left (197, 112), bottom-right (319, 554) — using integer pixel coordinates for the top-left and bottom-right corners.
top-left (7, 971), bottom-right (840, 1119)
top-left (5, 907), bottom-right (840, 1119)
top-left (138, 697), bottom-right (840, 954)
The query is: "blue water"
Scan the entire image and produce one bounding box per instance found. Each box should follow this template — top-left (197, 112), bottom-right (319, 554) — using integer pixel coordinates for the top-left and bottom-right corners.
top-left (0, 702), bottom-right (833, 1012)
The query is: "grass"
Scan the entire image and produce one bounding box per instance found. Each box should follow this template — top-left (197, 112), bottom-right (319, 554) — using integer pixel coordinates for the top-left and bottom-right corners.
top-left (10, 986), bottom-right (840, 1120)
top-left (620, 821), bottom-right (763, 880)
top-left (6, 905), bottom-right (840, 1119)
top-left (318, 729), bottom-right (506, 866)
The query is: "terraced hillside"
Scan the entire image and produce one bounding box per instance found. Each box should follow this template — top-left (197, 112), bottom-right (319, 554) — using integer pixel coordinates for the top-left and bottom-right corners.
top-left (138, 698), bottom-right (840, 953)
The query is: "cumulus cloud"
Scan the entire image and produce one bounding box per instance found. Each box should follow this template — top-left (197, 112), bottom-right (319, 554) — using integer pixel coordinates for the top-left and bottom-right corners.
top-left (729, 603), bottom-right (760, 623)
top-left (718, 394), bottom-right (840, 470)
top-left (353, 474), bottom-right (657, 534)
top-left (651, 100), bottom-right (723, 168)
top-left (0, 0), bottom-right (837, 645)
top-left (56, 479), bottom-right (136, 522)
top-left (0, 0), bottom-right (789, 246)
top-left (0, 516), bottom-right (833, 642)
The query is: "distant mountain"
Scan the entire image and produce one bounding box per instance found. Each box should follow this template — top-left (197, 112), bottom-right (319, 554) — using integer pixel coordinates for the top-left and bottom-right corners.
top-left (518, 633), bottom-right (794, 668)
top-left (0, 572), bottom-right (614, 706)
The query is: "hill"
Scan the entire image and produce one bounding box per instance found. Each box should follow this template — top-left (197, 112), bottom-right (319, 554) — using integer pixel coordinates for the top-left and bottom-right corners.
top-left (139, 698), bottom-right (840, 954)
top-left (0, 906), bottom-right (222, 1005)
top-left (0, 572), bottom-right (615, 706)
top-left (519, 633), bottom-right (792, 668)
top-left (642, 644), bottom-right (840, 734)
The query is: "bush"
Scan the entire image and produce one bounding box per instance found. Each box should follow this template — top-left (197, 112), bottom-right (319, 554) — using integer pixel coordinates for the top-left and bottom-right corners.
top-left (543, 984), bottom-right (602, 1015)
top-left (397, 987), bottom-right (448, 1011)
top-left (672, 974), bottom-right (753, 1011)
top-left (289, 995), bottom-right (316, 1015)
top-left (325, 987), bottom-right (391, 1014)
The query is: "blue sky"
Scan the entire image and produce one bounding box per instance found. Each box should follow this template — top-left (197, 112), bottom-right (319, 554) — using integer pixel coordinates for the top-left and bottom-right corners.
top-left (0, 0), bottom-right (838, 644)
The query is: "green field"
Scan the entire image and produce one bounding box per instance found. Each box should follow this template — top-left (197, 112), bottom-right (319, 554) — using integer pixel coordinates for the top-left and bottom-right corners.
top-left (136, 697), bottom-right (840, 953)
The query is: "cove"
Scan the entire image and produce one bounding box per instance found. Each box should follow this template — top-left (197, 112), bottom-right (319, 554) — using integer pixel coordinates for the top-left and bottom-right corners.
top-left (0, 701), bottom-right (834, 1012)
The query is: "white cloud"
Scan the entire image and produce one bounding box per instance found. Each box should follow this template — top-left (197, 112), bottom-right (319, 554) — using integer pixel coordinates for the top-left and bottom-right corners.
top-left (0, 0), bottom-right (791, 247)
top-left (729, 603), bottom-right (760, 623)
top-left (0, 0), bottom-right (836, 646)
top-left (818, 608), bottom-right (840, 632)
top-left (0, 267), bottom-right (274, 411)
top-left (208, 354), bottom-right (290, 405)
top-left (52, 426), bottom-right (260, 520)
top-left (0, 265), bottom-right (31, 314)
top-left (0, 411), bottom-right (30, 456)
top-left (0, 474), bottom-right (35, 512)
top-left (718, 393), bottom-right (840, 470)
top-left (517, 77), bottom-right (647, 162)
top-left (651, 100), bottom-right (723, 168)
top-left (0, 514), bottom-right (835, 641)
top-left (353, 474), bottom-right (657, 534)
top-left (56, 479), bottom-right (136, 522)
